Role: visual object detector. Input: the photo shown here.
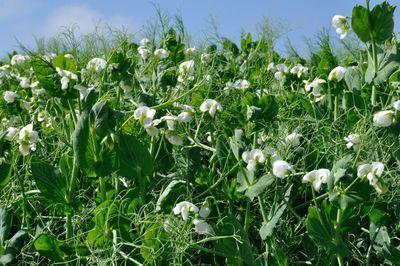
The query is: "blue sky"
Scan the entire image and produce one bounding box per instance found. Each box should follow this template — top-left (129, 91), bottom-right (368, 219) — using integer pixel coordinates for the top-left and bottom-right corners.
top-left (0, 0), bottom-right (398, 57)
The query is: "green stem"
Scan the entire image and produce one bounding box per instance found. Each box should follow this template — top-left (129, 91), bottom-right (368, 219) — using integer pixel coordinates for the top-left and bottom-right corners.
top-left (328, 84), bottom-right (333, 115)
top-left (100, 176), bottom-right (107, 202)
top-left (66, 157), bottom-right (78, 241)
top-left (334, 95), bottom-right (339, 121)
top-left (366, 225), bottom-right (380, 266)
top-left (258, 196), bottom-right (269, 224)
top-left (244, 200), bottom-right (251, 232)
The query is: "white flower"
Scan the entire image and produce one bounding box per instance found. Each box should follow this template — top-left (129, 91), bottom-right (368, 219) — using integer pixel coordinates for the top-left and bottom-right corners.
top-left (173, 201), bottom-right (199, 221)
top-left (166, 133), bottom-right (183, 146)
top-left (199, 99), bottom-right (223, 118)
top-left (140, 38), bottom-right (150, 46)
top-left (64, 54), bottom-right (74, 59)
top-left (272, 160), bottom-right (295, 178)
top-left (87, 58), bottom-right (107, 72)
top-left (274, 71), bottom-right (284, 81)
top-left (290, 64), bottom-right (309, 78)
top-left (3, 91), bottom-right (18, 103)
top-left (304, 78), bottom-right (326, 94)
top-left (234, 79), bottom-right (250, 90)
top-left (137, 46), bottom-right (150, 60)
top-left (267, 62), bottom-right (275, 71)
top-left (242, 149), bottom-right (265, 172)
top-left (285, 133), bottom-right (301, 147)
top-left (328, 66), bottom-right (347, 82)
top-left (199, 205), bottom-right (211, 218)
top-left (201, 53), bottom-right (211, 64)
top-left (193, 219), bottom-right (214, 235)
top-left (5, 127), bottom-right (18, 140)
top-left (56, 67), bottom-right (78, 90)
top-left (154, 48), bottom-right (169, 59)
top-left (19, 77), bottom-right (30, 88)
top-left (344, 134), bottom-right (361, 152)
top-left (18, 123), bottom-right (39, 156)
top-left (177, 112), bottom-right (192, 123)
top-left (357, 162), bottom-right (384, 186)
top-left (11, 54), bottom-right (29, 65)
top-left (178, 60), bottom-right (195, 82)
top-left (393, 100), bottom-right (400, 111)
top-left (185, 47), bottom-right (196, 54)
top-left (133, 106), bottom-right (157, 128)
top-left (302, 169), bottom-right (331, 192)
top-left (332, 15), bottom-right (351, 39)
top-left (373, 110), bottom-right (395, 127)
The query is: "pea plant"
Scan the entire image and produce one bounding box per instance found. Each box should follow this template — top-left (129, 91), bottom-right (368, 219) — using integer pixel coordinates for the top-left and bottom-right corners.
top-left (0, 0), bottom-right (400, 265)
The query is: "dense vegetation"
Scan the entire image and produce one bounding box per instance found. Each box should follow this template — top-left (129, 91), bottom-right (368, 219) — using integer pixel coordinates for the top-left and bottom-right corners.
top-left (0, 1), bottom-right (400, 265)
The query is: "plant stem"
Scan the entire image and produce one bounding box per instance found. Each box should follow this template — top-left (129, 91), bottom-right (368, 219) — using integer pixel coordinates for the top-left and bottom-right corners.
top-left (66, 157), bottom-right (78, 241)
top-left (100, 176), bottom-right (107, 202)
top-left (258, 196), bottom-right (269, 224)
top-left (244, 200), bottom-right (251, 232)
top-left (334, 95), bottom-right (339, 121)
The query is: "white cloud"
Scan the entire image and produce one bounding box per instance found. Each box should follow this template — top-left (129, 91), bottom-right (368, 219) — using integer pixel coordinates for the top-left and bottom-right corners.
top-left (40, 4), bottom-right (135, 38)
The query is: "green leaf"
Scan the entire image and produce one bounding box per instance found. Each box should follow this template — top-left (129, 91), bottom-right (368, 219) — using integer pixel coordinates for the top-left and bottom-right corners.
top-left (34, 234), bottom-right (66, 262)
top-left (53, 54), bottom-right (77, 72)
top-left (352, 5), bottom-right (371, 43)
top-left (89, 101), bottom-right (115, 138)
top-left (336, 179), bottom-right (372, 209)
top-left (259, 185), bottom-right (292, 240)
top-left (306, 203), bottom-right (348, 256)
top-left (370, 2), bottom-right (396, 44)
top-left (0, 163), bottom-right (12, 191)
top-left (114, 134), bottom-right (153, 179)
top-left (31, 159), bottom-right (68, 205)
top-left (155, 180), bottom-right (185, 212)
top-left (72, 111), bottom-right (114, 177)
top-left (0, 208), bottom-right (12, 247)
top-left (245, 174), bottom-right (275, 201)
top-left (344, 67), bottom-right (361, 91)
top-left (366, 44), bottom-right (400, 85)
top-left (213, 215), bottom-right (254, 265)
top-left (141, 224), bottom-right (167, 264)
top-left (236, 169), bottom-right (254, 193)
top-left (31, 58), bottom-right (59, 95)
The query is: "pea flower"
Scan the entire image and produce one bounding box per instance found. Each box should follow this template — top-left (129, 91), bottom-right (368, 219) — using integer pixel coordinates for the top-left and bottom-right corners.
top-left (18, 77), bottom-right (30, 88)
top-left (154, 48), bottom-right (169, 59)
top-left (357, 162), bottom-right (384, 186)
top-left (140, 38), bottom-right (150, 46)
top-left (393, 100), bottom-right (400, 111)
top-left (134, 106), bottom-right (157, 129)
top-left (199, 99), bottom-right (223, 118)
top-left (173, 201), bottom-right (199, 221)
top-left (242, 149), bottom-right (265, 172)
top-left (373, 110), bottom-right (395, 127)
top-left (272, 160), bottom-right (295, 178)
top-left (5, 127), bottom-right (18, 141)
top-left (178, 60), bottom-right (195, 82)
top-left (87, 58), bottom-right (107, 72)
top-left (234, 79), bottom-right (250, 90)
top-left (56, 67), bottom-right (78, 90)
top-left (11, 54), bottom-right (29, 66)
top-left (302, 169), bottom-right (331, 192)
top-left (304, 78), bottom-right (326, 95)
top-left (3, 91), bottom-right (18, 103)
top-left (328, 66), bottom-right (347, 82)
top-left (137, 46), bottom-right (150, 60)
top-left (18, 123), bottom-right (40, 156)
top-left (332, 15), bottom-right (351, 39)
top-left (185, 47), bottom-right (196, 55)
top-left (284, 133), bottom-right (301, 147)
top-left (290, 64), bottom-right (309, 78)
top-left (199, 204), bottom-right (211, 218)
top-left (193, 219), bottom-right (215, 235)
top-left (176, 104), bottom-right (195, 123)
top-left (344, 134), bottom-right (361, 152)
